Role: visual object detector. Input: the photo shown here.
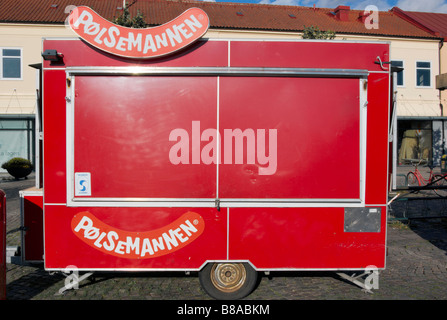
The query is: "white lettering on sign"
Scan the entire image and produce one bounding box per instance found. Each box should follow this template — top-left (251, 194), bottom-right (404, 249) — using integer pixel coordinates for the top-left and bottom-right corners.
top-left (71, 211), bottom-right (205, 259)
top-left (67, 6), bottom-right (209, 59)
top-left (169, 121), bottom-right (278, 175)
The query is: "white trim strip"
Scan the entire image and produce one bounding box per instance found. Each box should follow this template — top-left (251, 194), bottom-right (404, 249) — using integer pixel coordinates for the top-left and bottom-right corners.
top-left (60, 200), bottom-right (388, 208)
top-left (44, 265), bottom-right (384, 272)
top-left (66, 72), bottom-right (75, 205)
top-left (66, 70), bottom-right (368, 207)
top-left (66, 199), bottom-right (363, 208)
top-left (65, 66), bottom-right (369, 78)
top-left (19, 189), bottom-right (43, 196)
top-left (228, 40), bottom-right (231, 67)
top-left (359, 78), bottom-right (368, 203)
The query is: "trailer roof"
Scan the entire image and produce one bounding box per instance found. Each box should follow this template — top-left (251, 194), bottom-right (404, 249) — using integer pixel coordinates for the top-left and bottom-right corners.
top-left (0, 0), bottom-right (440, 40)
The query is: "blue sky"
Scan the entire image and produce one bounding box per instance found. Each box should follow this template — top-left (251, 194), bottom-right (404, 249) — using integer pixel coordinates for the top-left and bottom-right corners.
top-left (198, 0), bottom-right (447, 13)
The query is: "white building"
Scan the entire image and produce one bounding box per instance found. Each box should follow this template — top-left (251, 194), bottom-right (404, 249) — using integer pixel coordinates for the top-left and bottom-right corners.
top-left (0, 1), bottom-right (442, 180)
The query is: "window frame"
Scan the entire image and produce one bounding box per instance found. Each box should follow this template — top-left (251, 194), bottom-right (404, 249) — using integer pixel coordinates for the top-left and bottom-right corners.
top-left (391, 60), bottom-right (405, 87)
top-left (415, 60), bottom-right (432, 88)
top-left (0, 47), bottom-right (23, 80)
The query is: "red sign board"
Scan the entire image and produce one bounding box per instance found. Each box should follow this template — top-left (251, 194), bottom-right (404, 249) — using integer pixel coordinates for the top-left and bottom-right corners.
top-left (68, 6), bottom-right (209, 59)
top-left (71, 211), bottom-right (205, 259)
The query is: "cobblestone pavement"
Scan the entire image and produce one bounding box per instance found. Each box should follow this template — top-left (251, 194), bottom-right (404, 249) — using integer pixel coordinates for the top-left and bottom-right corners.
top-left (2, 174), bottom-right (447, 302)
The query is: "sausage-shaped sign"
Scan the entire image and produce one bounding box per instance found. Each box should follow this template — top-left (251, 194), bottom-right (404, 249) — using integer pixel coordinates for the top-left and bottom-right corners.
top-left (68, 6), bottom-right (210, 59)
top-left (72, 211), bottom-right (205, 259)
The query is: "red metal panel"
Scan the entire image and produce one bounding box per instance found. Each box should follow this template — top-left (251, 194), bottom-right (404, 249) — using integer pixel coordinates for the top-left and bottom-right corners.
top-left (44, 206), bottom-right (227, 269)
top-left (365, 73), bottom-right (390, 205)
top-left (22, 194), bottom-right (44, 261)
top-left (228, 207), bottom-right (386, 269)
top-left (43, 39), bottom-right (228, 69)
top-left (219, 76), bottom-right (361, 199)
top-left (43, 70), bottom-right (67, 203)
top-left (229, 41), bottom-right (389, 72)
top-left (40, 39), bottom-right (390, 272)
top-left (73, 76), bottom-right (217, 199)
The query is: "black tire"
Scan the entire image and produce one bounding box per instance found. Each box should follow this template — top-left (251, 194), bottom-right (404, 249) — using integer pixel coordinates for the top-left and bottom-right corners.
top-left (432, 174), bottom-right (447, 197)
top-left (199, 262), bottom-right (260, 300)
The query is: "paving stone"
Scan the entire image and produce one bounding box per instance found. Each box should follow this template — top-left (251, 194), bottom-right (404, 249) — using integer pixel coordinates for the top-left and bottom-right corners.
top-left (3, 175), bottom-right (447, 301)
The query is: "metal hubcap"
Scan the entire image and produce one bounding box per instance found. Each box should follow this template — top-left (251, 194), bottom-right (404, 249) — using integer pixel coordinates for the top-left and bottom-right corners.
top-left (210, 263), bottom-right (247, 293)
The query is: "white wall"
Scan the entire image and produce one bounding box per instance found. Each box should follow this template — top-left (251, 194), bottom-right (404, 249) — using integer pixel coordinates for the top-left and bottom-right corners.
top-left (0, 23), bottom-right (441, 117)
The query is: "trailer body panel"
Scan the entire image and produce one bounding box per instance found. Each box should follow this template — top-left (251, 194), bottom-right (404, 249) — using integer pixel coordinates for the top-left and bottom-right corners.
top-left (38, 38), bottom-right (390, 272)
top-left (20, 190), bottom-right (44, 262)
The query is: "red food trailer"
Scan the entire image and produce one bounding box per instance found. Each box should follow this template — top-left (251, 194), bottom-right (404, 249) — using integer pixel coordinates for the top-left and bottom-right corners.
top-left (20, 7), bottom-right (390, 299)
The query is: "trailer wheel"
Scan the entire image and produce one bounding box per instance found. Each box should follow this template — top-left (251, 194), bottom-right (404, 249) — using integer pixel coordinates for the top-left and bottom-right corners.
top-left (199, 262), bottom-right (259, 300)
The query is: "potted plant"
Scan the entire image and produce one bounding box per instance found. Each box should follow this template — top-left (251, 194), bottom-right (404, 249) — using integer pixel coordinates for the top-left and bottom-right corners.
top-left (1, 157), bottom-right (33, 179)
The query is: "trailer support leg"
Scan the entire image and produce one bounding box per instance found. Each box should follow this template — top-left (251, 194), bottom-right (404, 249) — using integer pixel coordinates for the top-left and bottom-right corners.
top-left (336, 268), bottom-right (379, 294)
top-left (55, 267), bottom-right (94, 295)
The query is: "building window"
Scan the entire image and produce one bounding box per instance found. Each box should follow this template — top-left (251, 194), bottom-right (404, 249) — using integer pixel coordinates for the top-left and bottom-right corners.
top-left (416, 61), bottom-right (431, 87)
top-left (1, 48), bottom-right (22, 80)
top-left (397, 120), bottom-right (432, 165)
top-left (0, 116), bottom-right (35, 172)
top-left (391, 60), bottom-right (404, 86)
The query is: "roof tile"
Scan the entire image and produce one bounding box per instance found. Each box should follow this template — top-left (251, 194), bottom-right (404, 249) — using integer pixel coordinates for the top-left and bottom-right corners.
top-left (392, 7), bottom-right (447, 39)
top-left (0, 0), bottom-right (439, 39)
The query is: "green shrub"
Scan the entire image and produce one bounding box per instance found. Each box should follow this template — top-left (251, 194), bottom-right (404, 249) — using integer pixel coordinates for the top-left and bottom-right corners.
top-left (1, 157), bottom-right (33, 179)
top-left (302, 25), bottom-right (336, 40)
